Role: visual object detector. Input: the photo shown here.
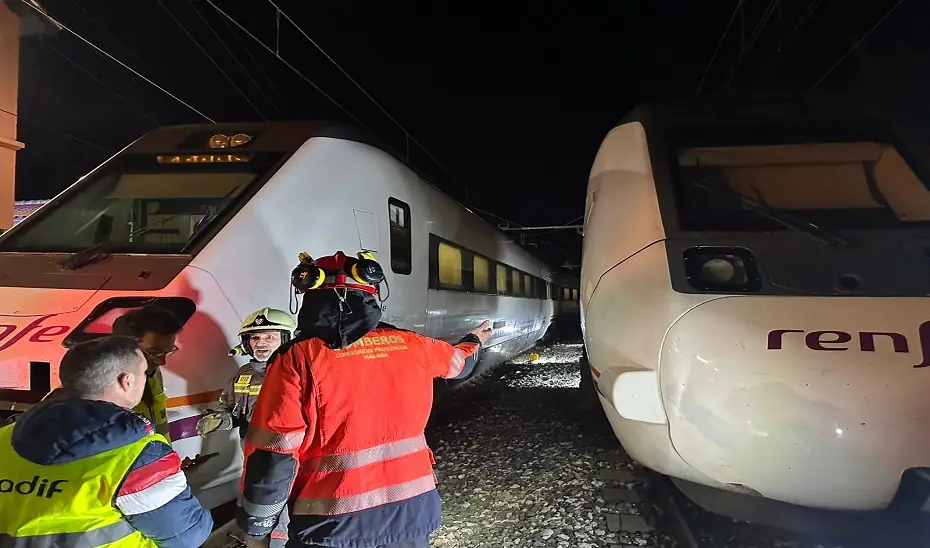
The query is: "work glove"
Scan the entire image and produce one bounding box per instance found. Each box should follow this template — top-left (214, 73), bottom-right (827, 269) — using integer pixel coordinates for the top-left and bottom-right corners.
top-left (197, 410), bottom-right (234, 436)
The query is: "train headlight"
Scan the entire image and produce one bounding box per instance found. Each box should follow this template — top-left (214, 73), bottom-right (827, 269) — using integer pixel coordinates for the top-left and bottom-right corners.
top-left (701, 257), bottom-right (742, 285)
top-left (208, 133), bottom-right (253, 149)
top-left (683, 247), bottom-right (761, 292)
top-left (208, 134), bottom-right (230, 149)
top-left (230, 133), bottom-right (252, 147)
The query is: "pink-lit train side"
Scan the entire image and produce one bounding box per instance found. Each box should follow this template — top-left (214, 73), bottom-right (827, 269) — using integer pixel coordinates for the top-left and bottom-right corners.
top-left (580, 94), bottom-right (930, 514)
top-left (0, 122), bottom-right (561, 508)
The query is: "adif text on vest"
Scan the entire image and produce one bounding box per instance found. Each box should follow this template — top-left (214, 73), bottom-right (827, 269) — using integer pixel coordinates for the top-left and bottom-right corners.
top-left (0, 476), bottom-right (68, 498)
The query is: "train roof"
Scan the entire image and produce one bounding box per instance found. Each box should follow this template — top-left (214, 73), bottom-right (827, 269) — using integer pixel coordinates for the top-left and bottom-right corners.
top-left (123, 121), bottom-right (559, 271)
top-left (618, 90), bottom-right (901, 128)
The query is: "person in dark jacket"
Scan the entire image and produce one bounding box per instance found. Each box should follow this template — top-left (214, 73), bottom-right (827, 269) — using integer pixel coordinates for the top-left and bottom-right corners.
top-left (0, 335), bottom-right (213, 547)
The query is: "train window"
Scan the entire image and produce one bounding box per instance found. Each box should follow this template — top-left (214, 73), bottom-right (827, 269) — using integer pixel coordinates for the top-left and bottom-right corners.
top-left (523, 274), bottom-right (533, 297)
top-left (0, 152), bottom-right (283, 254)
top-left (572, 288), bottom-right (579, 301)
top-left (563, 287), bottom-right (571, 300)
top-left (496, 264), bottom-right (508, 295)
top-left (474, 255), bottom-right (491, 293)
top-left (669, 122), bottom-right (930, 232)
top-left (536, 278), bottom-right (547, 299)
top-left (437, 242), bottom-right (463, 289)
top-left (512, 269), bottom-right (522, 295)
top-left (388, 198), bottom-right (412, 275)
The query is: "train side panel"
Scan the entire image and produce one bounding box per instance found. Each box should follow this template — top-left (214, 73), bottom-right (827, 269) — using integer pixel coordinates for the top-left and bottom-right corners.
top-left (582, 121), bottom-right (722, 487)
top-left (0, 127), bottom-right (559, 509)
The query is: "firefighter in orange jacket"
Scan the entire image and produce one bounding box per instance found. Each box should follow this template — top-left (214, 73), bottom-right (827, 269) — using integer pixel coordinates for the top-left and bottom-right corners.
top-left (236, 251), bottom-right (492, 548)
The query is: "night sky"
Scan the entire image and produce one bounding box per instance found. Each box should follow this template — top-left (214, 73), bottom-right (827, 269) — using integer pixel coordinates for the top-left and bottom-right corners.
top-left (12, 0), bottom-right (930, 264)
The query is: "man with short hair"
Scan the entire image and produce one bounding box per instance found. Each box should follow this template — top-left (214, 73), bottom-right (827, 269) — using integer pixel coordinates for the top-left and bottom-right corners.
top-left (0, 335), bottom-right (213, 547)
top-left (112, 305), bottom-right (184, 441)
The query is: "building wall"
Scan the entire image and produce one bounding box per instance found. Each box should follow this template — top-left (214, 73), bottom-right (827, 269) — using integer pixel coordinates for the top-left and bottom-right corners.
top-left (0, 3), bottom-right (21, 230)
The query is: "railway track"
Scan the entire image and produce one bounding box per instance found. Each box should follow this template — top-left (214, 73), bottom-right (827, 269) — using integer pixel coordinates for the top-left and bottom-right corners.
top-left (643, 466), bottom-right (930, 548)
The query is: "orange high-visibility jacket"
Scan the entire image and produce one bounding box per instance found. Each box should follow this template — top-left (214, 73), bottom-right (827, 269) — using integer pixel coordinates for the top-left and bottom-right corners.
top-left (237, 326), bottom-right (481, 541)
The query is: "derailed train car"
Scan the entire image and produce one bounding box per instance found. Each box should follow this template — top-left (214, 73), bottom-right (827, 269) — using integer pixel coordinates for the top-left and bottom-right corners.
top-left (0, 122), bottom-right (557, 508)
top-left (580, 93), bottom-right (930, 513)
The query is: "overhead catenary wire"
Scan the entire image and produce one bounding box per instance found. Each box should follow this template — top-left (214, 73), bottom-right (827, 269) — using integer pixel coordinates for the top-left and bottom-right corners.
top-left (759, 0), bottom-right (822, 77)
top-left (467, 205), bottom-right (575, 254)
top-left (263, 0), bottom-right (466, 192)
top-left (695, 0), bottom-right (745, 93)
top-left (156, 0), bottom-right (268, 121)
top-left (69, 0), bottom-right (177, 121)
top-left (204, 1), bottom-right (372, 135)
top-left (25, 120), bottom-right (117, 153)
top-left (468, 205), bottom-right (527, 230)
top-left (185, 0), bottom-right (283, 117)
top-left (17, 0), bottom-right (215, 123)
top-left (724, 0), bottom-right (782, 89)
top-left (526, 215), bottom-right (584, 238)
top-left (811, 0), bottom-right (909, 89)
top-left (38, 36), bottom-right (163, 127)
top-left (212, 7), bottom-right (290, 114)
top-left (0, 106), bottom-right (116, 153)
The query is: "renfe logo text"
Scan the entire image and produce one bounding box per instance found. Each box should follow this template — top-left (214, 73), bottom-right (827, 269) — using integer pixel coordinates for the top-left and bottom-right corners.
top-left (0, 314), bottom-right (71, 352)
top-left (767, 321), bottom-right (930, 368)
top-left (0, 476), bottom-right (68, 498)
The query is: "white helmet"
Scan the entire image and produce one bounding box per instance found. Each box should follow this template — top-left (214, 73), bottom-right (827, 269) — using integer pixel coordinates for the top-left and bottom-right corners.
top-left (233, 307), bottom-right (296, 357)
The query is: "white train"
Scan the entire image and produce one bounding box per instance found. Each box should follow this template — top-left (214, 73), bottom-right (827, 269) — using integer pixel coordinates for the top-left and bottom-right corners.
top-left (0, 122), bottom-right (558, 508)
top-left (581, 94), bottom-right (930, 514)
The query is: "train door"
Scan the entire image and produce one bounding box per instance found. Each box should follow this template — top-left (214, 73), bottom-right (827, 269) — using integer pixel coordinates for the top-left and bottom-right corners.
top-left (382, 197), bottom-right (427, 333)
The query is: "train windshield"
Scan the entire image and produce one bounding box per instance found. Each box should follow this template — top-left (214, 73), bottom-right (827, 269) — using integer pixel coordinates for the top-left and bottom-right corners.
top-left (0, 152), bottom-right (282, 253)
top-left (668, 121), bottom-right (930, 232)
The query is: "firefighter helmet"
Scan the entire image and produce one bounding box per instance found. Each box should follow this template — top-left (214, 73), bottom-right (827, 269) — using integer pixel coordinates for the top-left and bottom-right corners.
top-left (235, 307), bottom-right (296, 357)
top-left (290, 251), bottom-right (384, 295)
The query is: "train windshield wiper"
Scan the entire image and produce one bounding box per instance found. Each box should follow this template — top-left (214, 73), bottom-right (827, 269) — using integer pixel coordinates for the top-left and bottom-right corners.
top-left (61, 186), bottom-right (243, 271)
top-left (59, 218), bottom-right (180, 271)
top-left (179, 186), bottom-right (241, 254)
top-left (686, 177), bottom-right (853, 247)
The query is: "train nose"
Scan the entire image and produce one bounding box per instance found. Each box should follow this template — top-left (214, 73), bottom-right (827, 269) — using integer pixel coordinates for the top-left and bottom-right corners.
top-left (661, 296), bottom-right (930, 510)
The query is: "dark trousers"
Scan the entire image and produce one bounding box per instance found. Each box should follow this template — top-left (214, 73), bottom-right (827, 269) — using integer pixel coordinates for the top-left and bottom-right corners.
top-left (287, 536), bottom-right (429, 548)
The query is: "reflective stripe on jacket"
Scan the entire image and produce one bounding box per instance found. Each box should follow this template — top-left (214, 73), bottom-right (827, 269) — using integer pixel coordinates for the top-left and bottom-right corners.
top-left (133, 368), bottom-right (170, 441)
top-left (219, 361), bottom-right (268, 440)
top-left (238, 327), bottom-right (482, 545)
top-left (0, 423), bottom-right (164, 547)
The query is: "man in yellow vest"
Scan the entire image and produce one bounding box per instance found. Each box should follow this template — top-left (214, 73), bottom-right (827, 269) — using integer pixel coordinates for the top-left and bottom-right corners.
top-left (112, 305), bottom-right (183, 442)
top-left (0, 335), bottom-right (212, 546)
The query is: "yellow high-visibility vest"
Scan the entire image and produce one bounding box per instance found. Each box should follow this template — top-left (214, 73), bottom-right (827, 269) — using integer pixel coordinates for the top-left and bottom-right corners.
top-left (0, 422), bottom-right (165, 547)
top-left (133, 368), bottom-right (171, 442)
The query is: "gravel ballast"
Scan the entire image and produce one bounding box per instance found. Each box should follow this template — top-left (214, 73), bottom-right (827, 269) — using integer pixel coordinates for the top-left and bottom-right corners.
top-left (427, 342), bottom-right (652, 548)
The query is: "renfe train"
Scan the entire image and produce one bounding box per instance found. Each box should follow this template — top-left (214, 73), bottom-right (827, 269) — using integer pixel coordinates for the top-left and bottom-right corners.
top-left (0, 122), bottom-right (560, 508)
top-left (580, 93), bottom-right (930, 514)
